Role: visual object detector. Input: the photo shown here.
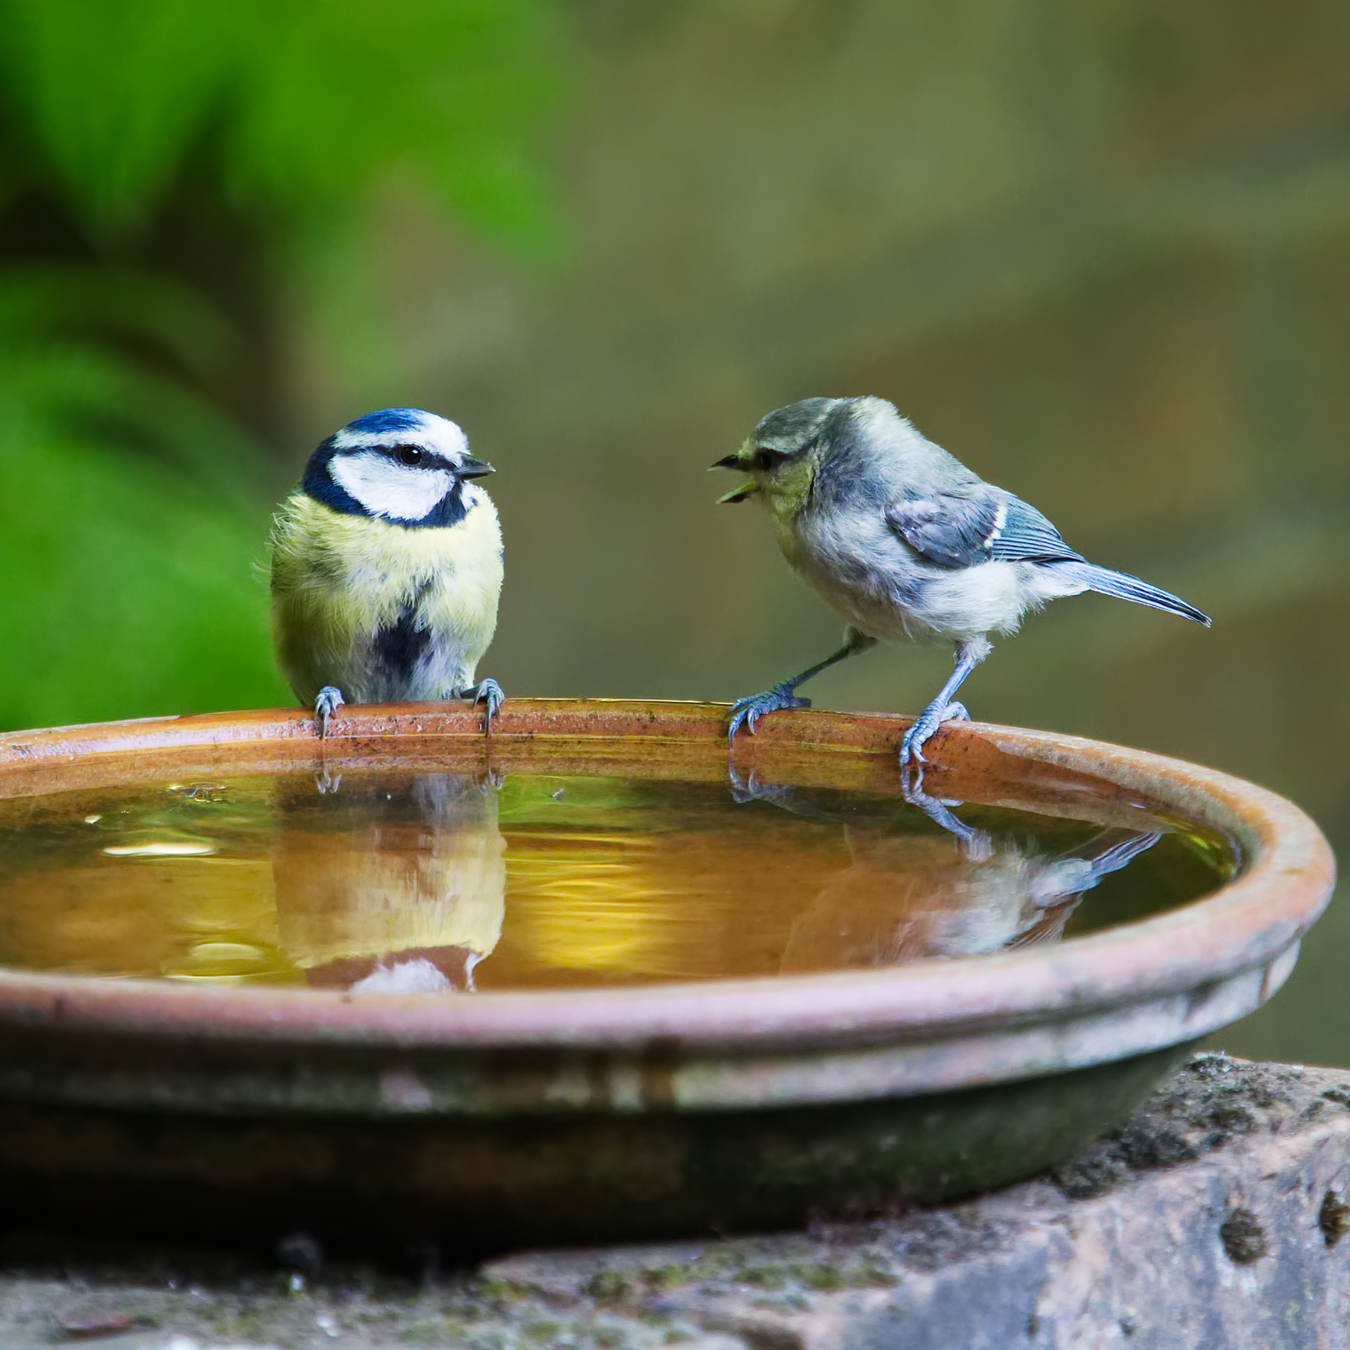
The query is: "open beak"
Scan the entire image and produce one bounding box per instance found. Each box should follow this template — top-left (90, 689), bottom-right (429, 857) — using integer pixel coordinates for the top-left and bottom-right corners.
top-left (710, 451), bottom-right (756, 502)
top-left (458, 457), bottom-right (495, 479)
top-left (717, 481), bottom-right (758, 504)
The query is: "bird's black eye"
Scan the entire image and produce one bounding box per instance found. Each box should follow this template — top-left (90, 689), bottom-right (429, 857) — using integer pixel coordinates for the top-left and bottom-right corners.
top-left (395, 445), bottom-right (424, 466)
top-left (754, 447), bottom-right (787, 471)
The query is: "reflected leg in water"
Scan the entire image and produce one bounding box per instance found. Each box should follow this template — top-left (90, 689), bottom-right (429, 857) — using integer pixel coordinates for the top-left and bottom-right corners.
top-left (726, 764), bottom-right (808, 814)
top-left (900, 759), bottom-right (992, 859)
top-left (728, 757), bottom-right (988, 851)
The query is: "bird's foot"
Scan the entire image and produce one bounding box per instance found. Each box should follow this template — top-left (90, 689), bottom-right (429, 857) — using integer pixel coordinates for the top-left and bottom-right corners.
top-left (899, 699), bottom-right (971, 766)
top-left (727, 682), bottom-right (810, 742)
top-left (467, 678), bottom-right (504, 732)
top-left (314, 686), bottom-right (345, 739)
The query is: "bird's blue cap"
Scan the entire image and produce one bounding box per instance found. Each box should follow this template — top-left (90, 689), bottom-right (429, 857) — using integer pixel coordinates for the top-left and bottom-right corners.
top-left (340, 408), bottom-right (432, 438)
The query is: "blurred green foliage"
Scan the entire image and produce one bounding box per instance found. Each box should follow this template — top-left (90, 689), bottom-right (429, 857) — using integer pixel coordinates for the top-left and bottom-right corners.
top-left (0, 0), bottom-right (563, 729)
top-left (0, 0), bottom-right (560, 242)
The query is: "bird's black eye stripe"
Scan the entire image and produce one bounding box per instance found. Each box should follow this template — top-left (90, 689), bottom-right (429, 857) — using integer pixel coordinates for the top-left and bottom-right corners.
top-left (754, 447), bottom-right (789, 471)
top-left (394, 444), bottom-right (424, 466)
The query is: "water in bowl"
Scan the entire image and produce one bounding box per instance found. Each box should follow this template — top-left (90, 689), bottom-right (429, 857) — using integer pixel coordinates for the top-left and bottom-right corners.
top-left (0, 770), bottom-right (1234, 991)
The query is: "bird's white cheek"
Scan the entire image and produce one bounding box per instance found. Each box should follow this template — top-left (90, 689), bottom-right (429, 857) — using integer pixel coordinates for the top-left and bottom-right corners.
top-left (331, 452), bottom-right (453, 521)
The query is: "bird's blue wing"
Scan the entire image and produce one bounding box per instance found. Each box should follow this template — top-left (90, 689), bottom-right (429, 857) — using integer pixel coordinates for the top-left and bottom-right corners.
top-left (988, 494), bottom-right (1082, 562)
top-left (885, 487), bottom-right (1081, 568)
top-left (883, 488), bottom-right (994, 567)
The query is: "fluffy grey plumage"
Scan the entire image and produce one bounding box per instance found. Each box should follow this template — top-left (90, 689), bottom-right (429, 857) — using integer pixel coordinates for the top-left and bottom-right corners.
top-left (714, 395), bottom-right (1210, 764)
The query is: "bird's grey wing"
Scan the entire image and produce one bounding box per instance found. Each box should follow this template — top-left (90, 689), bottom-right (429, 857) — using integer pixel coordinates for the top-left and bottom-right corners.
top-left (884, 486), bottom-right (1082, 568)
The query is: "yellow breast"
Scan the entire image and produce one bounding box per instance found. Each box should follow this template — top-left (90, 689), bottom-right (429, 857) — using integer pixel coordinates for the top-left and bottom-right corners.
top-left (269, 492), bottom-right (503, 704)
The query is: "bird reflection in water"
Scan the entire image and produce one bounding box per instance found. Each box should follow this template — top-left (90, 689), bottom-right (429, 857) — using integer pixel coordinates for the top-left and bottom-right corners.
top-left (729, 763), bottom-right (1160, 973)
top-left (271, 773), bottom-right (505, 993)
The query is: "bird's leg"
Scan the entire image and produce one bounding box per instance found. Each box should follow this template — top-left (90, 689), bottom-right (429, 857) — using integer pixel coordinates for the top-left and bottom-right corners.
top-left (726, 763), bottom-right (802, 810)
top-left (314, 686), bottom-right (345, 739)
top-left (899, 635), bottom-right (992, 767)
top-left (727, 629), bottom-right (876, 742)
top-left (899, 760), bottom-right (992, 860)
top-left (461, 678), bottom-right (504, 732)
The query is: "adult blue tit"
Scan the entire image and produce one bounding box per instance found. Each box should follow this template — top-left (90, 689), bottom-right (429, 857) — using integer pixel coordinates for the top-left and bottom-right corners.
top-left (270, 408), bottom-right (505, 737)
top-left (713, 396), bottom-right (1209, 765)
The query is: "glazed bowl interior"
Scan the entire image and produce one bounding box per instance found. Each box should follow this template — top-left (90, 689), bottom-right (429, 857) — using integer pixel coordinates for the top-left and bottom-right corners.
top-left (0, 699), bottom-right (1329, 1061)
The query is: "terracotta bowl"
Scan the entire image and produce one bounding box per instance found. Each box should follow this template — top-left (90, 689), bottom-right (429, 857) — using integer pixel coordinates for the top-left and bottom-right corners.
top-left (0, 701), bottom-right (1334, 1252)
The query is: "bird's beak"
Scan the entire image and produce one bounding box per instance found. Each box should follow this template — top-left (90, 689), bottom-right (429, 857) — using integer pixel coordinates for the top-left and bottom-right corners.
top-left (458, 457), bottom-right (495, 479)
top-left (717, 481), bottom-right (759, 504)
top-left (711, 450), bottom-right (756, 501)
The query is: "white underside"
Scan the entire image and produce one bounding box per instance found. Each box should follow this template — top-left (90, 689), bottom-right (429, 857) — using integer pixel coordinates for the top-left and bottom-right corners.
top-left (349, 958), bottom-right (454, 995)
top-left (780, 505), bottom-right (1088, 642)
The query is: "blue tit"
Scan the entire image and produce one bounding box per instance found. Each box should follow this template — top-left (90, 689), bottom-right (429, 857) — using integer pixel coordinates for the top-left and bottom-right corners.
top-left (270, 408), bottom-right (504, 737)
top-left (713, 396), bottom-right (1209, 765)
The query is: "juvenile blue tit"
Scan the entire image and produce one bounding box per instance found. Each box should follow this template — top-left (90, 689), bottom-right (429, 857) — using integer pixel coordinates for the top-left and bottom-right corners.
top-left (713, 396), bottom-right (1209, 765)
top-left (270, 408), bottom-right (504, 736)
top-left (781, 827), bottom-right (1160, 970)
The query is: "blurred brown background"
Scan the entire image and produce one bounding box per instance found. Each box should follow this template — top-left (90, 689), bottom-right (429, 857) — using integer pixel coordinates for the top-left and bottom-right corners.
top-left (1, 1), bottom-right (1346, 1063)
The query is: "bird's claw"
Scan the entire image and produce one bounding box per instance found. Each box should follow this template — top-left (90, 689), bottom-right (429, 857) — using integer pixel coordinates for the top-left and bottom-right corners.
top-left (727, 682), bottom-right (810, 743)
top-left (469, 678), bottom-right (504, 732)
top-left (314, 686), bottom-right (345, 739)
top-left (899, 718), bottom-right (933, 766)
top-left (899, 699), bottom-right (970, 766)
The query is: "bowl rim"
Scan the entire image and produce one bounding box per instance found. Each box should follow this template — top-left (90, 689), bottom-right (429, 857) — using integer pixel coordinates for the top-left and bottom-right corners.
top-left (0, 699), bottom-right (1334, 1057)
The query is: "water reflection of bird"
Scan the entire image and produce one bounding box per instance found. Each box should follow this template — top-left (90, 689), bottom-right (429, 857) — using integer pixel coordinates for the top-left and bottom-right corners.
top-left (728, 764), bottom-right (1159, 972)
top-left (780, 825), bottom-right (1160, 973)
top-left (713, 396), bottom-right (1209, 764)
top-left (271, 774), bottom-right (505, 993)
top-left (270, 408), bottom-right (504, 737)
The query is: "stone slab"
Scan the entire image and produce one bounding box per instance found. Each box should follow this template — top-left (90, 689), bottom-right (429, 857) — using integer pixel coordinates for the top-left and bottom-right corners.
top-left (0, 1053), bottom-right (1347, 1348)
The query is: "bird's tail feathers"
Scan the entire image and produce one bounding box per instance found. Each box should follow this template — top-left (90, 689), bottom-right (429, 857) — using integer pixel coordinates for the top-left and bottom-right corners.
top-left (1052, 561), bottom-right (1210, 627)
top-left (1078, 830), bottom-right (1163, 880)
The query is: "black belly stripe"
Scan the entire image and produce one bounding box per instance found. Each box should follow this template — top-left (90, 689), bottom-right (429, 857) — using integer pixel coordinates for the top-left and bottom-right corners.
top-left (373, 588), bottom-right (433, 686)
